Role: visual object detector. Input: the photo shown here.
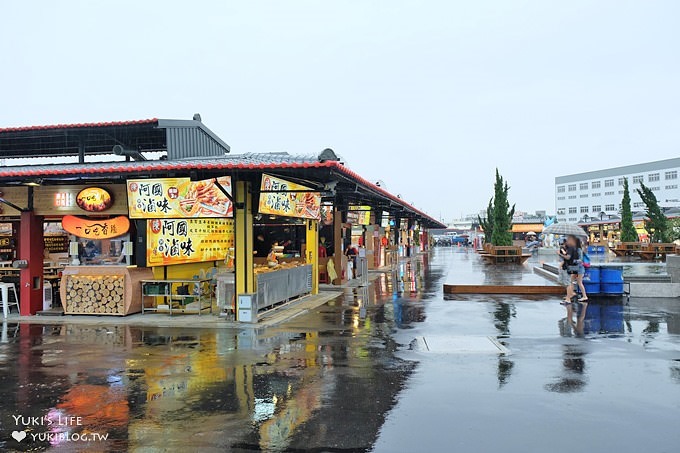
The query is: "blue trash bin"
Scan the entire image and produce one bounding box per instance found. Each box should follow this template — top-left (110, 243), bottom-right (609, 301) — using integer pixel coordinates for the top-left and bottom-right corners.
top-left (583, 266), bottom-right (601, 295)
top-left (601, 266), bottom-right (624, 295)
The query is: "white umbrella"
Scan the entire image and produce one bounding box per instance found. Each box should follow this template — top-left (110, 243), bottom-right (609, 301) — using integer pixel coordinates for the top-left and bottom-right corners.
top-left (542, 223), bottom-right (588, 239)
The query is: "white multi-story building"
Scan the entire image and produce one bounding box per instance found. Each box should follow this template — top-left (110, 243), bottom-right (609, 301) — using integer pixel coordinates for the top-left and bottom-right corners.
top-left (555, 157), bottom-right (680, 223)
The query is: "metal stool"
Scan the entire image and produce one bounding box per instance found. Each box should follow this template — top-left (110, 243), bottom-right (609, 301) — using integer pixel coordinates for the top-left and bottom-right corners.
top-left (0, 283), bottom-right (19, 318)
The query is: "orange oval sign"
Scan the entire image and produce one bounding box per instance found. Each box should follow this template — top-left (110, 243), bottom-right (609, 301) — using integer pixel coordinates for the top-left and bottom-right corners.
top-left (76, 187), bottom-right (113, 212)
top-left (62, 215), bottom-right (130, 239)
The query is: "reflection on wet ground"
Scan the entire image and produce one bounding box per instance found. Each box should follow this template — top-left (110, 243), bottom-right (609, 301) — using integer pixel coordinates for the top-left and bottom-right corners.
top-left (1, 248), bottom-right (679, 452)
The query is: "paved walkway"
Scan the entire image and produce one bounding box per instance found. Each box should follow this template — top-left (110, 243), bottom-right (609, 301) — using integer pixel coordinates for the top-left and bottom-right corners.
top-left (6, 268), bottom-right (388, 329)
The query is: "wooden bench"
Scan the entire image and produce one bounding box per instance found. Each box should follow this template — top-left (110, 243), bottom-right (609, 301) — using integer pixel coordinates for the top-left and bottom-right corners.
top-left (638, 243), bottom-right (679, 261)
top-left (479, 245), bottom-right (532, 264)
top-left (444, 284), bottom-right (565, 295)
top-left (612, 242), bottom-right (644, 257)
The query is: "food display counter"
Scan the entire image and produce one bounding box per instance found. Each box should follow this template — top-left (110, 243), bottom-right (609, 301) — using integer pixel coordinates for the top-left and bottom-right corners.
top-left (254, 263), bottom-right (312, 311)
top-left (60, 265), bottom-right (154, 316)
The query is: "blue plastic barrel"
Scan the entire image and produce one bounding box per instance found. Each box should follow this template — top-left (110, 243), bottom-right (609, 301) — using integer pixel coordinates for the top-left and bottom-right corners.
top-left (587, 245), bottom-right (596, 254)
top-left (596, 246), bottom-right (606, 254)
top-left (583, 266), bottom-right (601, 295)
top-left (601, 266), bottom-right (624, 295)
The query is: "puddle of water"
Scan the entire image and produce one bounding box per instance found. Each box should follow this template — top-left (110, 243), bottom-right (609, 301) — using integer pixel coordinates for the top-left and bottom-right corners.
top-left (1, 249), bottom-right (678, 452)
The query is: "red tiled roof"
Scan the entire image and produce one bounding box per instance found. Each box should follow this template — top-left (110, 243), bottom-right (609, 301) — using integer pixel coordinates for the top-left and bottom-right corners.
top-left (0, 118), bottom-right (158, 133)
top-left (0, 155), bottom-right (444, 227)
top-left (332, 163), bottom-right (443, 226)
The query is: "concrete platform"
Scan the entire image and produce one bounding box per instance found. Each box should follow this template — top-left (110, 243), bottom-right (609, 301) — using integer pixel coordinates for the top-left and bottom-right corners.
top-left (444, 284), bottom-right (564, 295)
top-left (5, 291), bottom-right (341, 329)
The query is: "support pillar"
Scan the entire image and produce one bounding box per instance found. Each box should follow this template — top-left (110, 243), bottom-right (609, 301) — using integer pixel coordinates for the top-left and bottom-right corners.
top-left (235, 181), bottom-right (254, 300)
top-left (394, 214), bottom-right (401, 256)
top-left (19, 211), bottom-right (44, 315)
top-left (407, 218), bottom-right (414, 257)
top-left (306, 219), bottom-right (319, 295)
top-left (332, 207), bottom-right (343, 285)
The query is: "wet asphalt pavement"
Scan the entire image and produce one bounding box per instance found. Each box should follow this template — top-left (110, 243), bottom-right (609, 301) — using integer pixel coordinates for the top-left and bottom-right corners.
top-left (1, 248), bottom-right (679, 452)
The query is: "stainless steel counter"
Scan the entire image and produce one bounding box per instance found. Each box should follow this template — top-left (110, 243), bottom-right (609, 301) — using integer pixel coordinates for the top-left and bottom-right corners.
top-left (255, 265), bottom-right (312, 311)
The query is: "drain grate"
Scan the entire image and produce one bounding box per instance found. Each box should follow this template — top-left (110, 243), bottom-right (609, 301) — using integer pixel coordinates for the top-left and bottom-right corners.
top-left (417, 335), bottom-right (509, 354)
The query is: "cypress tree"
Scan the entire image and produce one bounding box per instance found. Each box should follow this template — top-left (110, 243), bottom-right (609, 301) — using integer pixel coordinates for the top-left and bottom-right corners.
top-left (490, 169), bottom-right (515, 246)
top-left (636, 182), bottom-right (669, 242)
top-left (620, 178), bottom-right (638, 242)
top-left (478, 199), bottom-right (494, 244)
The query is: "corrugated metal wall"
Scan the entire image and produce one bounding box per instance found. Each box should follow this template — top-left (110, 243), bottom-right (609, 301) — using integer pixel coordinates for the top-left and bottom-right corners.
top-left (166, 126), bottom-right (227, 160)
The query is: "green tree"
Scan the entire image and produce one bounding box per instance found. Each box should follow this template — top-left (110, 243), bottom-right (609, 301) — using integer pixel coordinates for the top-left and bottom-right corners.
top-left (636, 182), bottom-right (669, 242)
top-left (478, 199), bottom-right (494, 244)
top-left (490, 169), bottom-right (515, 246)
top-left (620, 177), bottom-right (638, 242)
top-left (668, 218), bottom-right (680, 242)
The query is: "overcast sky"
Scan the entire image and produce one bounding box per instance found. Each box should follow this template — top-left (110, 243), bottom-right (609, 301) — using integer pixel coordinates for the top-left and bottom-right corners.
top-left (1, 1), bottom-right (678, 222)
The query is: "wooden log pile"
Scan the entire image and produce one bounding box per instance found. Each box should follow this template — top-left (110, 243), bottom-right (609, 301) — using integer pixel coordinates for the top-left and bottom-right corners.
top-left (64, 275), bottom-right (125, 315)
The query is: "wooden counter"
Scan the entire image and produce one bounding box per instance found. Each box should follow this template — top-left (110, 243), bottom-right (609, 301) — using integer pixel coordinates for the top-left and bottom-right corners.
top-left (60, 266), bottom-right (154, 316)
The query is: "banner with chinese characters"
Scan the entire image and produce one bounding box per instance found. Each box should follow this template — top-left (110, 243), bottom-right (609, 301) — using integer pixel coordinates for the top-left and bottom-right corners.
top-left (146, 218), bottom-right (235, 266)
top-left (258, 174), bottom-right (321, 220)
top-left (127, 177), bottom-right (233, 219)
top-left (62, 215), bottom-right (130, 239)
top-left (347, 205), bottom-right (371, 225)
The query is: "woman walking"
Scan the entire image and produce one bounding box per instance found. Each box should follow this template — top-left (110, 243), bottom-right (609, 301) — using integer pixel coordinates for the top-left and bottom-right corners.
top-left (558, 235), bottom-right (588, 303)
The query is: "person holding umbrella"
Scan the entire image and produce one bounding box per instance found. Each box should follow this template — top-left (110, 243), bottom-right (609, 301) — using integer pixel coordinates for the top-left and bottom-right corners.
top-left (558, 235), bottom-right (588, 303)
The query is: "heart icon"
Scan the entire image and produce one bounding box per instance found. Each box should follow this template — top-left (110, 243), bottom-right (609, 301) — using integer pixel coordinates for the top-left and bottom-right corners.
top-left (12, 430), bottom-right (27, 442)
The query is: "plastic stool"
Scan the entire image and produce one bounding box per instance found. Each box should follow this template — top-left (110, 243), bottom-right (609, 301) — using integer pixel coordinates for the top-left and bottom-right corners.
top-left (0, 283), bottom-right (19, 318)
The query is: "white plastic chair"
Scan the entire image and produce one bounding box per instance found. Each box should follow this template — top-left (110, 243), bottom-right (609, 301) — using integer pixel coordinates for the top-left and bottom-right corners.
top-left (0, 283), bottom-right (19, 318)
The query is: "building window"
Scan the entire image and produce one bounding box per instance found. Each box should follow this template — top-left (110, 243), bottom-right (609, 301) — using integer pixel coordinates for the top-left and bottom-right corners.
top-left (580, 206), bottom-right (588, 213)
top-left (557, 186), bottom-right (565, 193)
top-left (618, 178), bottom-right (625, 186)
top-left (648, 173), bottom-right (660, 182)
top-left (580, 194), bottom-right (589, 198)
top-left (633, 202), bottom-right (644, 209)
top-left (605, 191), bottom-right (614, 196)
top-left (666, 184), bottom-right (678, 190)
top-left (665, 171), bottom-right (678, 180)
top-left (568, 207), bottom-right (577, 214)
top-left (591, 181), bottom-right (601, 189)
top-left (569, 217), bottom-right (577, 222)
top-left (605, 204), bottom-right (615, 211)
top-left (568, 184), bottom-right (577, 192)
top-left (618, 203), bottom-right (622, 210)
top-left (618, 190), bottom-right (624, 194)
top-left (579, 183), bottom-right (589, 190)
top-left (591, 193), bottom-right (600, 197)
top-left (605, 179), bottom-right (614, 187)
top-left (649, 186), bottom-right (660, 191)
top-left (592, 205), bottom-right (601, 212)
top-left (568, 195), bottom-right (577, 199)
top-left (557, 196), bottom-right (565, 200)
top-left (632, 175), bottom-right (644, 184)
top-left (557, 208), bottom-right (565, 215)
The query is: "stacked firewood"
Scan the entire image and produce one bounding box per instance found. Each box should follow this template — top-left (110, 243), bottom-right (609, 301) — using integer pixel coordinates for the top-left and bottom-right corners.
top-left (64, 275), bottom-right (125, 314)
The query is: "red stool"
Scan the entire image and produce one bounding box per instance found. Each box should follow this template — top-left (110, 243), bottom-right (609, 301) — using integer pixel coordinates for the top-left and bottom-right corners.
top-left (318, 247), bottom-right (329, 283)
